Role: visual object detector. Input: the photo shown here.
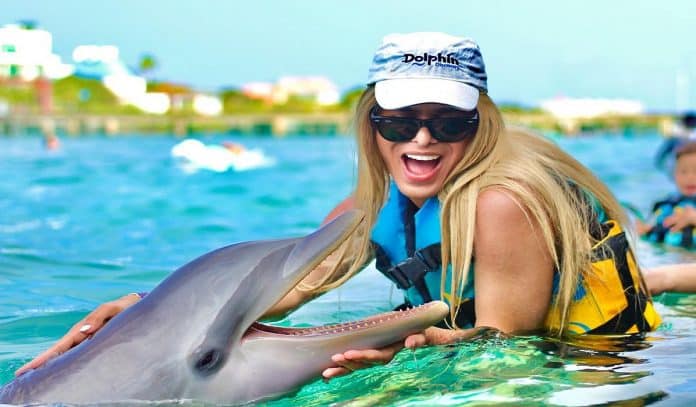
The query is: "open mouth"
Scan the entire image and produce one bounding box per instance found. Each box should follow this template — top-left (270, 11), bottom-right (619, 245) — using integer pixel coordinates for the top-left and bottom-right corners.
top-left (243, 302), bottom-right (448, 340)
top-left (234, 211), bottom-right (448, 346)
top-left (401, 154), bottom-right (441, 181)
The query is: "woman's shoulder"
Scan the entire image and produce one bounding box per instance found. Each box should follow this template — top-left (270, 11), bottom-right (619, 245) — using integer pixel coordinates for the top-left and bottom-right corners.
top-left (476, 188), bottom-right (527, 222)
top-left (321, 196), bottom-right (356, 225)
top-left (474, 188), bottom-right (544, 249)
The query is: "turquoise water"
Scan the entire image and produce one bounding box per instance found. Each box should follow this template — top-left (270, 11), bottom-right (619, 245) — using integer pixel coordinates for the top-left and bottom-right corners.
top-left (0, 132), bottom-right (694, 406)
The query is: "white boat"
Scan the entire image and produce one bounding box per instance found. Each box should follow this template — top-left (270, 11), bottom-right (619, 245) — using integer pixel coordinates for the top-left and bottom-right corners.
top-left (171, 139), bottom-right (275, 173)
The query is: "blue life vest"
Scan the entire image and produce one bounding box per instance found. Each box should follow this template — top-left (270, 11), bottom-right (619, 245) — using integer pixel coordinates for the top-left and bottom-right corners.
top-left (644, 194), bottom-right (696, 249)
top-left (371, 181), bottom-right (475, 327)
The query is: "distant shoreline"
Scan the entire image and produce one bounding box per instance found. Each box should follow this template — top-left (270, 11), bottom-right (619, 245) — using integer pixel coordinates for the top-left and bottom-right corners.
top-left (0, 111), bottom-right (674, 137)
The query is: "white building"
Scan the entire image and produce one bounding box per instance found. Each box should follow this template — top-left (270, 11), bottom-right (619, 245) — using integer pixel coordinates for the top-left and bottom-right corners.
top-left (242, 76), bottom-right (340, 106)
top-left (72, 45), bottom-right (169, 114)
top-left (192, 94), bottom-right (223, 116)
top-left (540, 96), bottom-right (644, 119)
top-left (0, 23), bottom-right (73, 80)
top-left (241, 82), bottom-right (275, 101)
top-left (275, 76), bottom-right (340, 105)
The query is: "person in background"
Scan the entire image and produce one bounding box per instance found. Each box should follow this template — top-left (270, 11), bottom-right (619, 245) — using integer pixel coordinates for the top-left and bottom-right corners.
top-left (654, 111), bottom-right (696, 172)
top-left (15, 32), bottom-right (662, 379)
top-left (43, 130), bottom-right (60, 151)
top-left (222, 141), bottom-right (245, 155)
top-left (636, 141), bottom-right (696, 249)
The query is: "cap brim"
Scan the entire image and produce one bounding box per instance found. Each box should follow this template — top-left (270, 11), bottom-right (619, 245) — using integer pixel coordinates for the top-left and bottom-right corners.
top-left (375, 78), bottom-right (479, 110)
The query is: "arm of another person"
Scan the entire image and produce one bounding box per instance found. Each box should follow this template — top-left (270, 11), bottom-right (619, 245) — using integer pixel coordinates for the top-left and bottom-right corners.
top-left (643, 263), bottom-right (696, 295)
top-left (324, 189), bottom-right (555, 378)
top-left (16, 196), bottom-right (357, 376)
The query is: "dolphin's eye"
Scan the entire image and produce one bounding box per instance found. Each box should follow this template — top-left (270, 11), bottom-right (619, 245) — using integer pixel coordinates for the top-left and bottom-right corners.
top-left (194, 348), bottom-right (223, 374)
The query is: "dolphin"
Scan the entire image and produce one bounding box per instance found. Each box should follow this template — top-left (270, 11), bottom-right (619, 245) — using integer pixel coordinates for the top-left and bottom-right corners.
top-left (0, 210), bottom-right (448, 405)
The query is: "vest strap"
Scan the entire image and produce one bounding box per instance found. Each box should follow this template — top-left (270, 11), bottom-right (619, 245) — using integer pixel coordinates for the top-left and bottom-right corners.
top-left (588, 229), bottom-right (651, 334)
top-left (373, 243), bottom-right (441, 303)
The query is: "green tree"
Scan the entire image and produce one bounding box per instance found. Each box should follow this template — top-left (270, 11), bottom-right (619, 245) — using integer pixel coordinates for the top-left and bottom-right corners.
top-left (340, 86), bottom-right (366, 110)
top-left (53, 75), bottom-right (140, 114)
top-left (219, 88), bottom-right (268, 114)
top-left (138, 54), bottom-right (158, 79)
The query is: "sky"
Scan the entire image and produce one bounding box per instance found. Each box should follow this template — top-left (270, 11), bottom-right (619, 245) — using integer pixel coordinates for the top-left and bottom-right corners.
top-left (4, 0), bottom-right (696, 112)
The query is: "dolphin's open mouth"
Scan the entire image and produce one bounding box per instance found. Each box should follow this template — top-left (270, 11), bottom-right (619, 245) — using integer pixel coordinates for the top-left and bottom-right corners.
top-left (243, 302), bottom-right (448, 340)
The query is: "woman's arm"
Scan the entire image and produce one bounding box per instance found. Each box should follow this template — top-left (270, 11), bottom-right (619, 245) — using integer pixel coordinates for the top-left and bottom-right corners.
top-left (263, 196), bottom-right (356, 319)
top-left (263, 246), bottom-right (352, 319)
top-left (472, 189), bottom-right (554, 332)
top-left (15, 293), bottom-right (142, 376)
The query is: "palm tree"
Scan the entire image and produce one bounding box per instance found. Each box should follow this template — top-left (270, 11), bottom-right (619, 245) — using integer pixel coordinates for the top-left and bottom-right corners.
top-left (138, 54), bottom-right (157, 80)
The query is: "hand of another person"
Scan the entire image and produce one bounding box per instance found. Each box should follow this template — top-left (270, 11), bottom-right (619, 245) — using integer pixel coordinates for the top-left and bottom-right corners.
top-left (321, 326), bottom-right (457, 380)
top-left (663, 206), bottom-right (696, 232)
top-left (14, 293), bottom-right (142, 376)
top-left (634, 218), bottom-right (654, 236)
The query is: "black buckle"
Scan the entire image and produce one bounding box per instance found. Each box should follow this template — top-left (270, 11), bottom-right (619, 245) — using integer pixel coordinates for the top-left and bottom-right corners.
top-left (386, 255), bottom-right (431, 290)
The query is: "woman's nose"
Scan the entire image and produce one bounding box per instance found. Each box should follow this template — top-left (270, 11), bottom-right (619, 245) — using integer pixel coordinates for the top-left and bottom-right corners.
top-left (412, 126), bottom-right (436, 146)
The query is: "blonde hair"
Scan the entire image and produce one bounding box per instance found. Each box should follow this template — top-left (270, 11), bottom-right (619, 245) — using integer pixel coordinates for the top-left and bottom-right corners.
top-left (305, 86), bottom-right (630, 336)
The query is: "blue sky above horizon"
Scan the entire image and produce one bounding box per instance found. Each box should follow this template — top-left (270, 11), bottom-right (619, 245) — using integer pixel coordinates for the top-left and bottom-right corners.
top-left (4, 0), bottom-right (695, 112)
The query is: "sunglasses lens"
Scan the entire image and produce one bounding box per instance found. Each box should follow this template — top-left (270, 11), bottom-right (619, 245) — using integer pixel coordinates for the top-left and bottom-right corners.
top-left (375, 120), bottom-right (418, 142)
top-left (431, 117), bottom-right (478, 142)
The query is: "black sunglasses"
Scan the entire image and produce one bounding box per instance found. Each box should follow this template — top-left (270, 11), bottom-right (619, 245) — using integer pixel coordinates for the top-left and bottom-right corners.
top-left (369, 107), bottom-right (479, 143)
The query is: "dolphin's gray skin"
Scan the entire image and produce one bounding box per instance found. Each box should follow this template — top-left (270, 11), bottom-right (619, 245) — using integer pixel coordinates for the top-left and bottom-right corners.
top-left (0, 211), bottom-right (449, 405)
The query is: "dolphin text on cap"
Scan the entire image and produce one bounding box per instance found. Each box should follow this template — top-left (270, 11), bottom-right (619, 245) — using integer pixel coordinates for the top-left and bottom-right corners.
top-left (402, 52), bottom-right (459, 66)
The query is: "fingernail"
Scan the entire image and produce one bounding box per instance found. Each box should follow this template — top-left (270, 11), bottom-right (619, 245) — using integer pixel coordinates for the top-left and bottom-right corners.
top-left (79, 324), bottom-right (91, 333)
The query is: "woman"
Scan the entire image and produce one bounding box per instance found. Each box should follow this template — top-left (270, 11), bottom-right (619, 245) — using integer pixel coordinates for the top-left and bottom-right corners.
top-left (16, 32), bottom-right (661, 380)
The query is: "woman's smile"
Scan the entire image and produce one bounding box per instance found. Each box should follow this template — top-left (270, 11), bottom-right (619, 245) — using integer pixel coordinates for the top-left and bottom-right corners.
top-left (401, 152), bottom-right (442, 183)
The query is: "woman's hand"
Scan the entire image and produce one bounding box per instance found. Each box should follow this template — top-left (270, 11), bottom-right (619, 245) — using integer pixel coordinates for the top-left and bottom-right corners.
top-left (14, 293), bottom-right (141, 376)
top-left (321, 326), bottom-right (463, 380)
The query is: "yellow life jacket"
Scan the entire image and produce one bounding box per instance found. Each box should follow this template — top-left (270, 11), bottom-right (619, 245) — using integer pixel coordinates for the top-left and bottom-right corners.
top-left (545, 220), bottom-right (662, 335)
